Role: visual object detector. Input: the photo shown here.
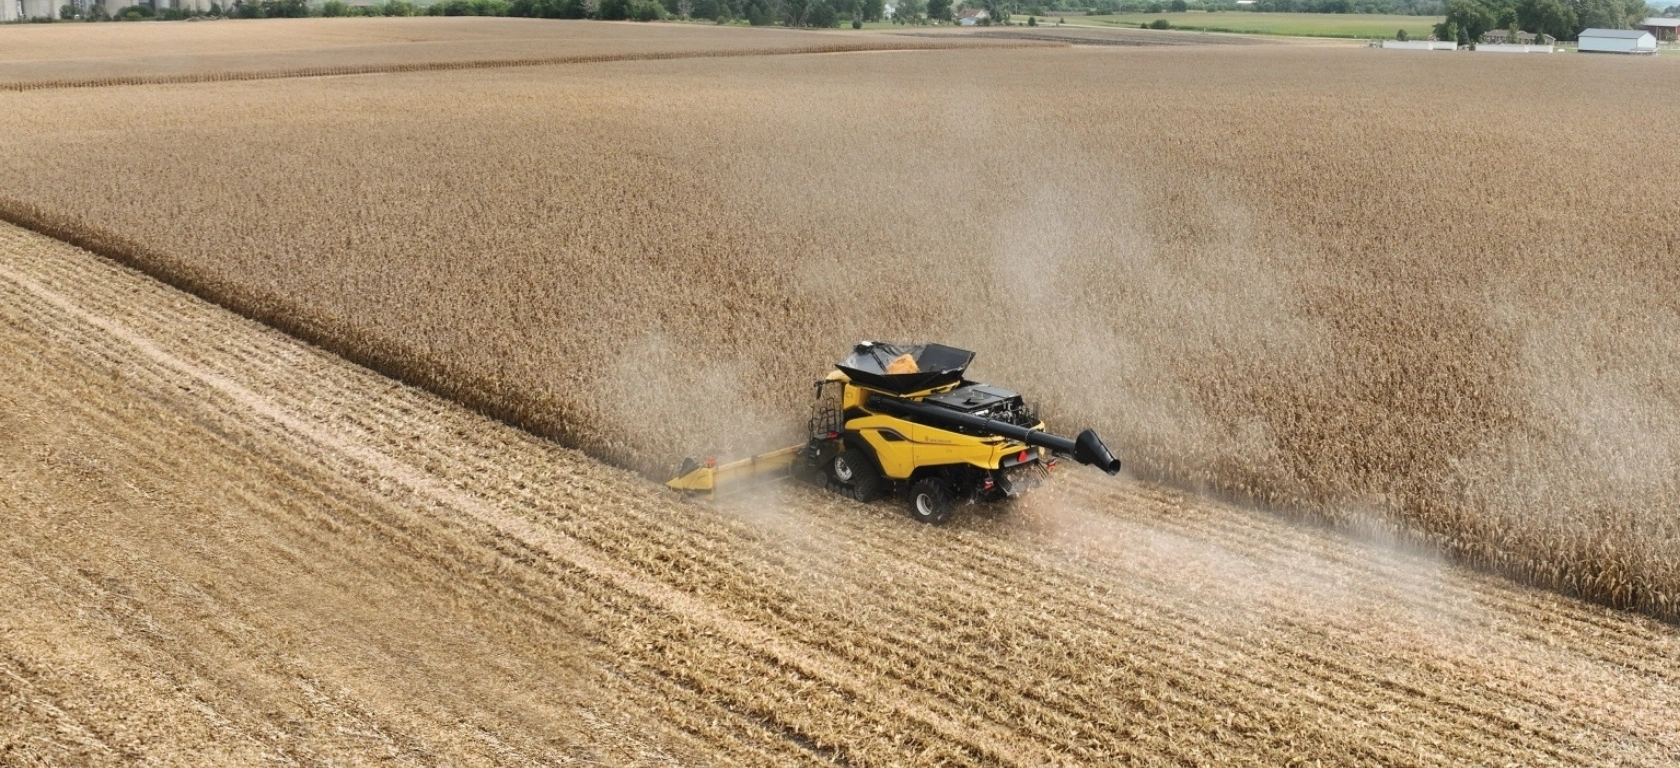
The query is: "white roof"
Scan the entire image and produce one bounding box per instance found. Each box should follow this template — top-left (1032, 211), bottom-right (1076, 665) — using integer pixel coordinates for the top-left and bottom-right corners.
top-left (1580, 28), bottom-right (1654, 38)
top-left (1640, 17), bottom-right (1680, 26)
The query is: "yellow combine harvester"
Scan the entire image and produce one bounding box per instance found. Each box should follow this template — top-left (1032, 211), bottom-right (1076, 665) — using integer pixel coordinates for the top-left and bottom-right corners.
top-left (669, 341), bottom-right (1122, 524)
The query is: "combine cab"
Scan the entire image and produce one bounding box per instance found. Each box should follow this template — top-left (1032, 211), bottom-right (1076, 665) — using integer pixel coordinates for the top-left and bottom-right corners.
top-left (669, 341), bottom-right (1121, 524)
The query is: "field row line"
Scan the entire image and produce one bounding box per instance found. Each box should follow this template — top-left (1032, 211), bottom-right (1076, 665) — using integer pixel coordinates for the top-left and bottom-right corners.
top-left (0, 40), bottom-right (1051, 93)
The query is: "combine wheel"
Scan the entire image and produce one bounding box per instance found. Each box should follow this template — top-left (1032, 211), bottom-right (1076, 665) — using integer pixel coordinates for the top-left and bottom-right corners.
top-left (907, 478), bottom-right (955, 525)
top-left (830, 449), bottom-right (885, 502)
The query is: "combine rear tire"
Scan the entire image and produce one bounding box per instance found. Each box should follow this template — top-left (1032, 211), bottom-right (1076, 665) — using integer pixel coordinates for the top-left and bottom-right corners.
top-left (907, 478), bottom-right (954, 525)
top-left (830, 449), bottom-right (885, 503)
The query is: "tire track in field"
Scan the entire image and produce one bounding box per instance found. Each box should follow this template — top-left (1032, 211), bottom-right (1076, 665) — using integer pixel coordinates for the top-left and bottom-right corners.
top-left (0, 41), bottom-right (1050, 92)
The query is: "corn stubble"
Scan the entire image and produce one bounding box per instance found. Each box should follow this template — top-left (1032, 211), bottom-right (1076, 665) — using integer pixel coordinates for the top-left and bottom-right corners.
top-left (2, 42), bottom-right (1678, 621)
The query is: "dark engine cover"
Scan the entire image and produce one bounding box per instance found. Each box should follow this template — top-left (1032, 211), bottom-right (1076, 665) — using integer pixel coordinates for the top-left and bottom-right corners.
top-left (923, 385), bottom-right (1019, 414)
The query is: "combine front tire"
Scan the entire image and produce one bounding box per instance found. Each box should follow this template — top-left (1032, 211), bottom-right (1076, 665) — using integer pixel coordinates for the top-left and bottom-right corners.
top-left (830, 449), bottom-right (885, 502)
top-left (907, 478), bottom-right (954, 525)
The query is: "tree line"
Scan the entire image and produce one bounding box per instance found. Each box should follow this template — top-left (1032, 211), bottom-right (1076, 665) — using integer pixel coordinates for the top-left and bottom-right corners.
top-left (45, 0), bottom-right (1650, 25)
top-left (1433, 0), bottom-right (1648, 41)
top-left (47, 0), bottom-right (960, 25)
top-left (41, 0), bottom-right (1484, 22)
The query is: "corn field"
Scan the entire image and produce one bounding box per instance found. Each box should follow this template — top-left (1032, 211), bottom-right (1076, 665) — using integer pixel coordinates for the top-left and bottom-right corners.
top-left (2, 24), bottom-right (1678, 629)
top-left (0, 17), bottom-right (1021, 88)
top-left (5, 219), bottom-right (1678, 765)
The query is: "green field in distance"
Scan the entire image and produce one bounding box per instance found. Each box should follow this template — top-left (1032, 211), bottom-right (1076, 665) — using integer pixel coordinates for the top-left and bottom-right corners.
top-left (1066, 11), bottom-right (1442, 38)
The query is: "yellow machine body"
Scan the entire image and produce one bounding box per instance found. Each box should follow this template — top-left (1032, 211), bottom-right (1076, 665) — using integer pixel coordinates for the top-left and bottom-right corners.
top-left (665, 370), bottom-right (1045, 496)
top-left (831, 373), bottom-right (1047, 480)
top-left (664, 445), bottom-right (802, 498)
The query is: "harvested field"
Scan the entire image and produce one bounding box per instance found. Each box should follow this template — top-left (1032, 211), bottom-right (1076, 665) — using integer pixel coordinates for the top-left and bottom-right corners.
top-left (2, 38), bottom-right (1677, 622)
top-left (5, 221), bottom-right (1680, 765)
top-left (0, 17), bottom-right (1047, 90)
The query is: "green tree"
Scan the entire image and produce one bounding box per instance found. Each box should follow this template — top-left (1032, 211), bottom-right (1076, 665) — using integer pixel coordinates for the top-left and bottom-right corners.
top-left (744, 0), bottom-right (774, 23)
top-left (1168, 0), bottom-right (1186, 10)
top-left (893, 0), bottom-right (926, 23)
top-left (1435, 0), bottom-right (1495, 42)
top-left (261, 0), bottom-right (309, 17)
top-left (1572, 0), bottom-right (1642, 32)
top-left (925, 0), bottom-right (950, 20)
top-left (1396, 27), bottom-right (1409, 39)
top-left (320, 0), bottom-right (349, 14)
top-left (1515, 0), bottom-right (1575, 39)
top-left (805, 0), bottom-right (838, 24)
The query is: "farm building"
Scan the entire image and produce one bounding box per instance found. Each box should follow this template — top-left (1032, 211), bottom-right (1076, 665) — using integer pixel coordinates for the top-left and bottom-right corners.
top-left (1639, 17), bottom-right (1680, 39)
top-left (1482, 30), bottom-right (1539, 44)
top-left (1578, 28), bottom-right (1658, 54)
top-left (1477, 43), bottom-right (1553, 52)
top-left (956, 8), bottom-right (988, 25)
top-left (1477, 30), bottom-right (1553, 52)
top-left (1382, 40), bottom-right (1457, 50)
top-left (5, 0), bottom-right (61, 19)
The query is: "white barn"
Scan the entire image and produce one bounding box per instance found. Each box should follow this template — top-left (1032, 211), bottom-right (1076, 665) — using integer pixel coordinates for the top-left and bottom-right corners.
top-left (1382, 40), bottom-right (1458, 50)
top-left (1578, 28), bottom-right (1658, 54)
